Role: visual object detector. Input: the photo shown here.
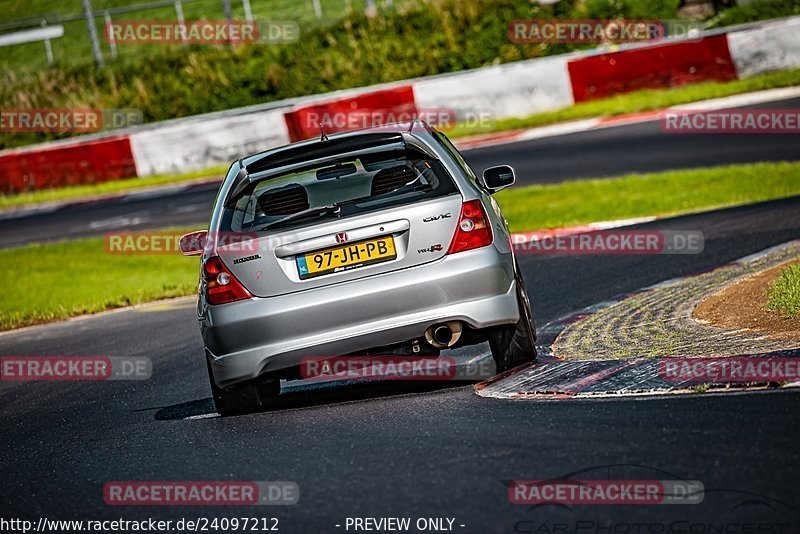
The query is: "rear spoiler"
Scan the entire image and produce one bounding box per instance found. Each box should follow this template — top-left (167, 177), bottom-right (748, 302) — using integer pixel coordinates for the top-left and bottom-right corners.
top-left (226, 131), bottom-right (437, 207)
top-left (246, 132), bottom-right (405, 174)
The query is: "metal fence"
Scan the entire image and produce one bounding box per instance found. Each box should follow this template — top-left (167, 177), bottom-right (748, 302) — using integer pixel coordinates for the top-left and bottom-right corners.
top-left (0, 0), bottom-right (406, 70)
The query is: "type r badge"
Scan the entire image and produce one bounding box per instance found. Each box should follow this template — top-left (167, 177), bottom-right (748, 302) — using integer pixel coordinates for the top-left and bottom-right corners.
top-left (233, 254), bottom-right (261, 264)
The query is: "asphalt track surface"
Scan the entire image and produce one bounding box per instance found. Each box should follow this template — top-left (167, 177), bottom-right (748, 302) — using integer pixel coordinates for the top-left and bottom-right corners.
top-left (2, 196), bottom-right (800, 531)
top-left (0, 97), bottom-right (798, 249)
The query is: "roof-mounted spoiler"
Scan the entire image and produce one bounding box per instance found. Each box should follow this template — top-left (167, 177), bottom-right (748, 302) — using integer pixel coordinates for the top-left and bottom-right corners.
top-left (226, 135), bottom-right (405, 207)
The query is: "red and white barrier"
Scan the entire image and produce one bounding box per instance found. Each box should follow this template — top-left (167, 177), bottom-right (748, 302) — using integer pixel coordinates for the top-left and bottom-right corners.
top-left (283, 86), bottom-right (417, 142)
top-left (1, 16), bottom-right (798, 192)
top-left (0, 136), bottom-right (135, 195)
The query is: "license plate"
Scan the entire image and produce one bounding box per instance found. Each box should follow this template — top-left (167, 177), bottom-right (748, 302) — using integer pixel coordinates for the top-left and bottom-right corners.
top-left (296, 236), bottom-right (397, 279)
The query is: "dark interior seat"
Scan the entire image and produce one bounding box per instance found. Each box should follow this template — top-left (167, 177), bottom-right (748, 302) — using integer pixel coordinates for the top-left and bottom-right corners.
top-left (257, 183), bottom-right (310, 216)
top-left (370, 165), bottom-right (416, 196)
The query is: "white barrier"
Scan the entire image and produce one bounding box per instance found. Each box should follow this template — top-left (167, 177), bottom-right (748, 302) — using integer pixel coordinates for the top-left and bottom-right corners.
top-left (728, 16), bottom-right (800, 78)
top-left (413, 55), bottom-right (574, 121)
top-left (129, 109), bottom-right (290, 176)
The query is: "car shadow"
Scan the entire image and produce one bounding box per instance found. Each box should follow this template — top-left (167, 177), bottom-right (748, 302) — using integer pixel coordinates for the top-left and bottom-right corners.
top-left (149, 345), bottom-right (496, 420)
top-left (152, 378), bottom-right (472, 420)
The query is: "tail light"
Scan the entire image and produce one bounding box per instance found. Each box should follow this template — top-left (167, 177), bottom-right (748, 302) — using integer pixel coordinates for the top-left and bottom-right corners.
top-left (447, 200), bottom-right (493, 254)
top-left (203, 256), bottom-right (251, 305)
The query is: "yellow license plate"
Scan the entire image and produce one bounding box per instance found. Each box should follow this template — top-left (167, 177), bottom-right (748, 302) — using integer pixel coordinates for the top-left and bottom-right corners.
top-left (296, 236), bottom-right (397, 279)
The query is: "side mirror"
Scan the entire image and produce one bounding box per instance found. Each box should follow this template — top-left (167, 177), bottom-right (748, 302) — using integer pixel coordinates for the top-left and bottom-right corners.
top-left (482, 165), bottom-right (515, 193)
top-left (179, 230), bottom-right (208, 256)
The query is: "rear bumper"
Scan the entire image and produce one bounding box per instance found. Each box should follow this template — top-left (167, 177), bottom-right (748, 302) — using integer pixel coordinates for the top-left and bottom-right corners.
top-left (202, 246), bottom-right (518, 387)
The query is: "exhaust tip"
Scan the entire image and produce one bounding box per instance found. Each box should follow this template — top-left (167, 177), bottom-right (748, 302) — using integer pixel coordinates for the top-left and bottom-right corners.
top-left (433, 325), bottom-right (453, 346)
top-left (425, 321), bottom-right (463, 349)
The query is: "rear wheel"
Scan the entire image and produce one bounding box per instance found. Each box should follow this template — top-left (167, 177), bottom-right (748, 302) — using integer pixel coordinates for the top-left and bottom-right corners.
top-left (207, 360), bottom-right (280, 416)
top-left (489, 268), bottom-right (537, 373)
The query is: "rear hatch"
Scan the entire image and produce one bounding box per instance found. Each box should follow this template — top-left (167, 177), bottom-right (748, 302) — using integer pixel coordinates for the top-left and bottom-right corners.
top-left (214, 133), bottom-right (464, 298)
top-left (220, 194), bottom-right (462, 297)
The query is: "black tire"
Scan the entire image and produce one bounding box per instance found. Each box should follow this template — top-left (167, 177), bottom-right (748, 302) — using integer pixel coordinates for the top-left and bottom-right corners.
top-left (207, 360), bottom-right (280, 416)
top-left (489, 268), bottom-right (537, 373)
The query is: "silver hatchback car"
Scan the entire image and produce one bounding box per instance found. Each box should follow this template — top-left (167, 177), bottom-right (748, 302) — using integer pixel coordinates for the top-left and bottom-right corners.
top-left (181, 121), bottom-right (536, 415)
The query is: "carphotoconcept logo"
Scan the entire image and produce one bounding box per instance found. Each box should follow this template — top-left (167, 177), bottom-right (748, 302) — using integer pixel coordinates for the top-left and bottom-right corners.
top-left (507, 464), bottom-right (792, 533)
top-left (512, 230), bottom-right (704, 255)
top-left (103, 481), bottom-right (298, 505)
top-left (0, 109), bottom-right (142, 133)
top-left (0, 356), bottom-right (151, 381)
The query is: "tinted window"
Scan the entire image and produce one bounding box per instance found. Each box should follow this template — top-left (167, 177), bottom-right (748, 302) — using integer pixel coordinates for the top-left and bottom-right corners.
top-left (220, 150), bottom-right (458, 233)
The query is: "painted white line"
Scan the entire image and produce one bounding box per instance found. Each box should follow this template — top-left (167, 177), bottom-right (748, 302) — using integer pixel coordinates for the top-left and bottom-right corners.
top-left (119, 184), bottom-right (191, 202)
top-left (0, 296), bottom-right (196, 338)
top-left (185, 412), bottom-right (220, 420)
top-left (513, 118), bottom-right (602, 142)
top-left (585, 216), bottom-right (657, 230)
top-left (671, 86), bottom-right (800, 111)
top-left (88, 216), bottom-right (147, 230)
top-left (457, 119), bottom-right (600, 151)
top-left (734, 239), bottom-right (800, 265)
top-left (510, 216), bottom-right (657, 242)
top-left (0, 204), bottom-right (60, 221)
top-left (642, 239), bottom-right (800, 292)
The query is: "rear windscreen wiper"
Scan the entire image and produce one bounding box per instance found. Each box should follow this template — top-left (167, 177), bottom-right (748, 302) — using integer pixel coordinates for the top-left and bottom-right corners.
top-left (259, 203), bottom-right (344, 231)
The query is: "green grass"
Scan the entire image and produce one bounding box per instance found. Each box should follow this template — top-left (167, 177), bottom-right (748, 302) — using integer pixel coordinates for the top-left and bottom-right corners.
top-left (0, 165), bottom-right (226, 210)
top-left (3, 160), bottom-right (800, 330)
top-left (448, 69), bottom-right (800, 138)
top-left (0, 0), bottom-right (688, 74)
top-left (767, 262), bottom-right (800, 318)
top-left (707, 0), bottom-right (800, 28)
top-left (0, 0), bottom-right (396, 72)
top-left (1, 0), bottom-right (541, 149)
top-left (496, 161), bottom-right (800, 232)
top-left (0, 231), bottom-right (201, 330)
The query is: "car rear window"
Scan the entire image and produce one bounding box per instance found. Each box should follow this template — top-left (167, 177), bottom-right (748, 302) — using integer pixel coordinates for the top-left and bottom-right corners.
top-left (219, 149), bottom-right (458, 233)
